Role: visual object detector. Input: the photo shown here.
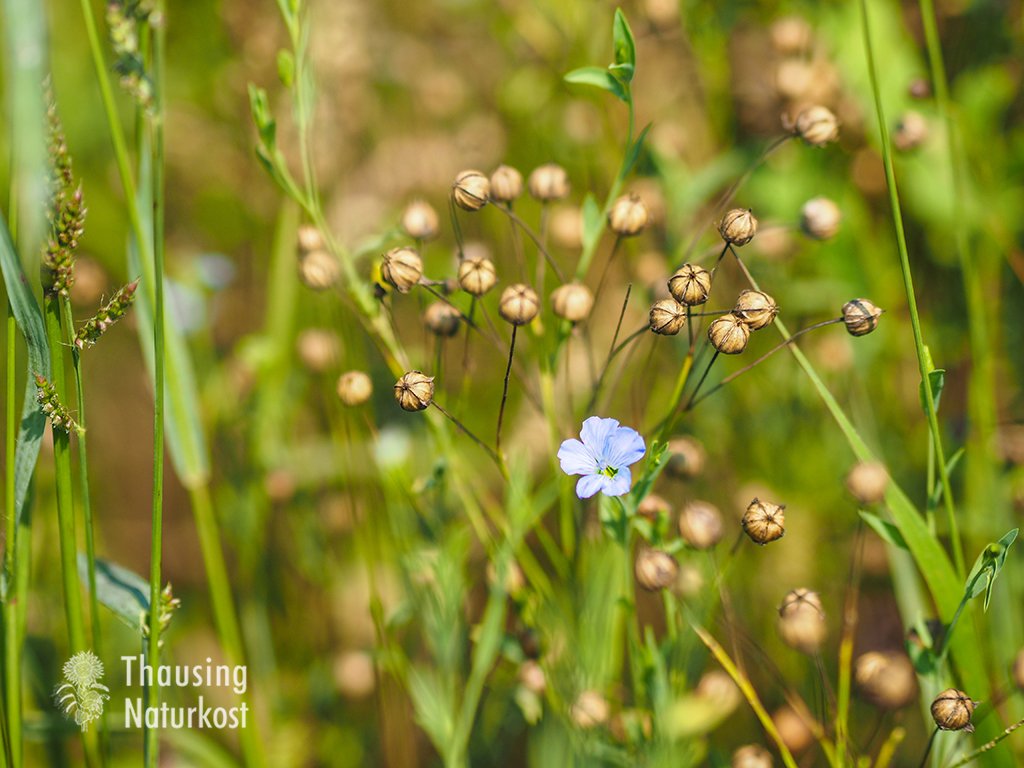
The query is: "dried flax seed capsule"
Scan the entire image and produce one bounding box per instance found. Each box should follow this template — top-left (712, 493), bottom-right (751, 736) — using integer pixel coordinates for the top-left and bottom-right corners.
top-left (742, 498), bottom-right (785, 544)
top-left (846, 461), bottom-right (889, 505)
top-left (678, 500), bottom-right (724, 550)
top-left (528, 163), bottom-right (570, 202)
top-left (298, 249), bottom-right (340, 290)
top-left (931, 689), bottom-right (975, 732)
top-left (637, 493), bottom-right (671, 520)
top-left (381, 247), bottom-right (423, 294)
top-left (452, 169), bottom-right (490, 212)
top-left (854, 651), bottom-right (917, 709)
top-left (607, 193), bottom-right (649, 237)
top-left (800, 197), bottom-right (842, 240)
top-left (778, 588), bottom-right (827, 653)
top-left (731, 744), bottom-right (773, 768)
top-left (718, 208), bottom-right (758, 246)
top-left (634, 549), bottom-right (679, 591)
top-left (424, 302), bottom-right (462, 337)
top-left (550, 282), bottom-right (594, 323)
top-left (794, 105), bottom-right (840, 147)
top-left (457, 256), bottom-right (497, 296)
top-left (893, 111), bottom-right (929, 152)
top-left (337, 371), bottom-right (373, 406)
top-left (708, 313), bottom-right (750, 354)
top-left (297, 224), bottom-right (324, 254)
top-left (770, 15), bottom-right (813, 56)
top-left (734, 289), bottom-right (778, 330)
top-left (499, 284), bottom-right (539, 325)
top-left (394, 371), bottom-right (434, 412)
top-left (296, 328), bottom-right (340, 372)
top-left (401, 199), bottom-right (440, 240)
top-left (649, 298), bottom-right (687, 335)
top-left (668, 264), bottom-right (712, 306)
top-left (666, 436), bottom-right (705, 478)
top-left (842, 298), bottom-right (882, 336)
top-left (489, 164), bottom-right (523, 203)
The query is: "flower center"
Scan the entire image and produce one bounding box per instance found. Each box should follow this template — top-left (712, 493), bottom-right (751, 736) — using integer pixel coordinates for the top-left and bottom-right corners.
top-left (599, 464), bottom-right (618, 479)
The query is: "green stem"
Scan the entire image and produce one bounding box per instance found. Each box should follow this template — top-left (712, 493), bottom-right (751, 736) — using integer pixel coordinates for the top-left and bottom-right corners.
top-left (4, 302), bottom-right (19, 768)
top-left (859, 0), bottom-right (963, 577)
top-left (947, 716), bottom-right (1024, 767)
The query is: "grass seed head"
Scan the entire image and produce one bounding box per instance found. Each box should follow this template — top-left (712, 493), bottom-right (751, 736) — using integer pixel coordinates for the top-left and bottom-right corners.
top-left (381, 247), bottom-right (423, 294)
top-left (489, 164), bottom-right (523, 203)
top-left (708, 313), bottom-right (750, 354)
top-left (668, 264), bottom-right (712, 306)
top-left (800, 196), bottom-right (842, 240)
top-left (528, 163), bottom-right (570, 202)
top-left (649, 298), bottom-right (687, 335)
top-left (499, 284), bottom-right (539, 325)
top-left (734, 289), bottom-right (778, 330)
top-left (394, 371), bottom-right (434, 411)
top-left (401, 199), bottom-right (440, 240)
top-left (457, 256), bottom-right (497, 296)
top-left (842, 298), bottom-right (882, 336)
top-left (931, 689), bottom-right (975, 732)
top-left (337, 371), bottom-right (373, 406)
top-left (718, 208), bottom-right (758, 246)
top-left (550, 282), bottom-right (594, 323)
top-left (742, 498), bottom-right (785, 544)
top-left (607, 193), bottom-right (649, 237)
top-left (452, 169), bottom-right (490, 211)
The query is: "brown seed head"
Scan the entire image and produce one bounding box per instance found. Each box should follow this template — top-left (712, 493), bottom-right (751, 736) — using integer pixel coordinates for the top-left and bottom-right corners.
top-left (800, 197), bottom-right (842, 240)
top-left (734, 290), bottom-right (778, 330)
top-left (424, 302), bottom-right (462, 338)
top-left (772, 706), bottom-right (815, 753)
top-left (607, 193), bottom-right (649, 237)
top-left (528, 163), bottom-right (570, 202)
top-left (634, 549), bottom-right (679, 591)
top-left (296, 224), bottom-right (324, 254)
top-left (778, 588), bottom-right (827, 653)
top-left (854, 651), bottom-right (918, 709)
top-left (668, 264), bottom-right (712, 306)
top-left (732, 744), bottom-right (774, 768)
top-left (499, 284), bottom-right (540, 325)
top-left (401, 199), bottom-right (440, 240)
top-left (846, 461), bottom-right (889, 505)
top-left (550, 282), bottom-right (594, 323)
top-left (718, 208), bottom-right (758, 246)
top-left (742, 498), bottom-right (786, 544)
top-left (649, 298), bottom-right (687, 335)
top-left (452, 169), bottom-right (490, 212)
top-left (708, 313), bottom-right (750, 354)
top-left (457, 256), bottom-right (497, 296)
top-left (489, 164), bottom-right (523, 203)
top-left (298, 249), bottom-right (340, 290)
top-left (296, 328), bottom-right (340, 372)
top-left (637, 493), bottom-right (671, 520)
top-left (381, 247), bottom-right (423, 294)
top-left (394, 371), bottom-right (434, 412)
top-left (678, 500), bottom-right (724, 550)
top-left (794, 105), bottom-right (840, 147)
top-left (842, 298), bottom-right (882, 337)
top-left (931, 689), bottom-right (975, 732)
top-left (893, 111), bottom-right (929, 152)
top-left (337, 371), bottom-right (373, 406)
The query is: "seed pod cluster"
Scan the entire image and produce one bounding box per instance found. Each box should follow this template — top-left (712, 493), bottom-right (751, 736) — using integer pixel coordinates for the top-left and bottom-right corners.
top-left (499, 284), bottom-right (539, 325)
top-left (394, 371), bottom-right (434, 412)
top-left (668, 264), bottom-right (712, 306)
top-left (931, 689), bottom-right (975, 732)
top-left (381, 247), bottom-right (423, 294)
top-left (742, 498), bottom-right (785, 544)
top-left (777, 588), bottom-right (827, 653)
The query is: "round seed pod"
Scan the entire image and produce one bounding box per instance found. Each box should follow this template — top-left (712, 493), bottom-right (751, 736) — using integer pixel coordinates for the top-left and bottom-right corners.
top-left (842, 298), bottom-right (882, 337)
top-left (298, 249), bottom-right (340, 290)
top-left (424, 302), bottom-right (462, 338)
top-left (649, 298), bottom-right (687, 335)
top-left (401, 200), bottom-right (440, 241)
top-left (772, 706), bottom-right (814, 753)
top-left (800, 197), bottom-right (842, 240)
top-left (678, 500), bottom-right (724, 550)
top-left (742, 498), bottom-right (785, 544)
top-left (499, 284), bottom-right (540, 325)
top-left (893, 111), bottom-right (929, 152)
top-left (452, 169), bottom-right (490, 212)
top-left (297, 224), bottom-right (324, 254)
top-left (734, 290), bottom-right (778, 330)
top-left (489, 164), bottom-right (523, 203)
top-left (846, 461), bottom-right (889, 505)
top-left (572, 689), bottom-right (609, 729)
top-left (708, 313), bottom-right (750, 354)
top-left (696, 670), bottom-right (741, 713)
top-left (528, 163), bottom-right (570, 202)
top-left (518, 660), bottom-right (546, 695)
top-left (550, 282), bottom-right (594, 323)
top-left (296, 328), bottom-right (340, 372)
top-left (607, 193), bottom-right (649, 237)
top-left (1013, 648), bottom-right (1024, 689)
top-left (931, 689), bottom-right (975, 732)
top-left (854, 651), bottom-right (917, 709)
top-left (732, 744), bottom-right (773, 768)
top-left (337, 371), bottom-right (373, 406)
top-left (637, 493), bottom-right (671, 520)
top-left (634, 549), bottom-right (679, 591)
top-left (770, 15), bottom-right (812, 56)
top-left (778, 588), bottom-right (827, 653)
top-left (794, 106), bottom-right (840, 147)
top-left (457, 256), bottom-right (497, 296)
top-left (381, 247), bottom-right (423, 294)
top-left (668, 264), bottom-right (712, 306)
top-left (666, 436), bottom-right (705, 478)
top-left (718, 208), bottom-right (758, 246)
top-left (394, 371), bottom-right (434, 412)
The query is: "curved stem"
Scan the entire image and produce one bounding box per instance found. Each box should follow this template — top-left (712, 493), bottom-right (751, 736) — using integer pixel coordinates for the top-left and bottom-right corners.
top-left (683, 350), bottom-right (720, 412)
top-left (432, 402), bottom-right (506, 477)
top-left (496, 325), bottom-right (517, 458)
top-left (493, 204), bottom-right (565, 283)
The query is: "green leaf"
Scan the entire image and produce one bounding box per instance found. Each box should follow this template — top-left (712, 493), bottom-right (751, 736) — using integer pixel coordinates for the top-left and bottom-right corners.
top-left (859, 511), bottom-right (908, 550)
top-left (276, 50), bottom-right (295, 88)
top-left (631, 440), bottom-right (669, 505)
top-left (247, 84), bottom-right (277, 150)
top-left (963, 528), bottom-right (1017, 611)
top-left (624, 123), bottom-right (652, 178)
top-left (926, 447), bottom-right (964, 513)
top-left (612, 9), bottom-right (636, 75)
top-left (919, 367), bottom-right (945, 413)
top-left (77, 554), bottom-right (149, 630)
top-left (564, 66), bottom-right (627, 103)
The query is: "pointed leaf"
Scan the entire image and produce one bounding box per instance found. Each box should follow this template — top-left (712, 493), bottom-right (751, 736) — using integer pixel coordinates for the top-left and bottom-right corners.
top-left (612, 9), bottom-right (636, 74)
top-left (859, 511), bottom-right (908, 550)
top-left (564, 67), bottom-right (627, 103)
top-left (78, 554), bottom-right (149, 630)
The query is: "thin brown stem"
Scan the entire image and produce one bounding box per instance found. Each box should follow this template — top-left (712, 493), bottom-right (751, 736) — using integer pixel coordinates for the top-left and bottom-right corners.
top-left (587, 323), bottom-right (647, 414)
top-left (918, 728), bottom-right (939, 768)
top-left (494, 203), bottom-right (565, 283)
top-left (496, 324), bottom-right (517, 457)
top-left (682, 350), bottom-right (720, 411)
top-left (592, 235), bottom-right (623, 309)
top-left (431, 401), bottom-right (506, 476)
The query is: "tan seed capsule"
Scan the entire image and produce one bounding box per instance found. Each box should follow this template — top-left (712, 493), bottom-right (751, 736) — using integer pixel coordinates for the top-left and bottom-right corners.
top-left (666, 436), bottom-right (705, 478)
top-left (424, 302), bottom-right (462, 337)
top-left (296, 328), bottom-right (340, 372)
top-left (394, 371), bottom-right (434, 412)
top-left (550, 282), bottom-right (594, 323)
top-left (772, 706), bottom-right (814, 753)
top-left (732, 744), bottom-right (774, 768)
top-left (718, 208), bottom-right (758, 246)
top-left (489, 164), bottom-right (523, 203)
top-left (846, 461), bottom-right (889, 505)
top-left (931, 689), bottom-right (975, 732)
top-left (571, 690), bottom-right (609, 729)
top-left (842, 298), bottom-right (882, 336)
top-left (678, 500), bottom-right (724, 550)
top-left (734, 290), bottom-right (778, 330)
top-left (452, 169), bottom-right (490, 212)
top-left (742, 498), bottom-right (785, 544)
top-left (800, 196), bottom-right (842, 240)
top-left (381, 247), bottom-right (423, 294)
top-left (296, 224), bottom-right (324, 254)
top-left (298, 249), bottom-right (340, 290)
top-left (337, 371), bottom-right (373, 406)
top-left (528, 163), bottom-right (570, 202)
top-left (778, 588), bottom-right (827, 653)
top-left (637, 493), bottom-right (671, 520)
top-left (499, 284), bottom-right (539, 325)
top-left (607, 193), bottom-right (649, 237)
top-left (893, 110), bottom-right (929, 152)
top-left (708, 313), bottom-right (750, 354)
top-left (794, 105), bottom-right (840, 147)
top-left (634, 549), bottom-right (679, 591)
top-left (668, 264), bottom-right (712, 306)
top-left (770, 15), bottom-right (813, 56)
top-left (854, 651), bottom-right (918, 709)
top-left (696, 670), bottom-right (741, 712)
top-left (457, 256), bottom-right (497, 296)
top-left (401, 199), bottom-right (440, 240)
top-left (649, 298), bottom-right (687, 335)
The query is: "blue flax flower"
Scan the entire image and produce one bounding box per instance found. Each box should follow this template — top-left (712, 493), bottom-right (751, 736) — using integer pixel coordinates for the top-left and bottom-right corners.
top-left (558, 417), bottom-right (646, 499)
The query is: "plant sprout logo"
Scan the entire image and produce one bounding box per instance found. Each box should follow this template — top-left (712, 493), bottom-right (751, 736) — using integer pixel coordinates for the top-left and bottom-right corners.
top-left (55, 651), bottom-right (110, 731)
